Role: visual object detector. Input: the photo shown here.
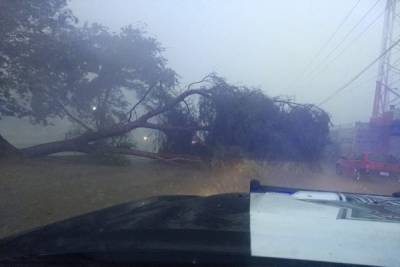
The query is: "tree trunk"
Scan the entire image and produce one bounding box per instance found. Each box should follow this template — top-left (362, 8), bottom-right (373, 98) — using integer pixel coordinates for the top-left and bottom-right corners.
top-left (82, 146), bottom-right (203, 162)
top-left (20, 122), bottom-right (143, 157)
top-left (0, 134), bottom-right (20, 158)
top-left (21, 138), bottom-right (84, 157)
top-left (17, 88), bottom-right (211, 160)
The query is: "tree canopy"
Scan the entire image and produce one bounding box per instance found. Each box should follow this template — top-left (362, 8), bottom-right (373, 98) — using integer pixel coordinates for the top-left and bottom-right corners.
top-left (0, 0), bottom-right (331, 162)
top-left (0, 0), bottom-right (176, 128)
top-left (158, 77), bottom-right (331, 161)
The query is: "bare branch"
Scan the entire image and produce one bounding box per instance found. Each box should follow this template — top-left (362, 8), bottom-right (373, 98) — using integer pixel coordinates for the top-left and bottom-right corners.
top-left (45, 91), bottom-right (93, 131)
top-left (126, 82), bottom-right (158, 122)
top-left (65, 107), bottom-right (94, 131)
top-left (273, 99), bottom-right (322, 111)
top-left (168, 76), bottom-right (213, 118)
top-left (58, 102), bottom-right (93, 131)
top-left (185, 74), bottom-right (213, 91)
top-left (179, 74), bottom-right (216, 116)
top-left (182, 99), bottom-right (192, 116)
top-left (127, 75), bottom-right (213, 123)
top-left (137, 88), bottom-right (212, 123)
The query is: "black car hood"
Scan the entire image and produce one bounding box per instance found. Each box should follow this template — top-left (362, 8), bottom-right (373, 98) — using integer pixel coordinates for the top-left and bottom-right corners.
top-left (0, 193), bottom-right (250, 263)
top-left (1, 185), bottom-right (387, 266)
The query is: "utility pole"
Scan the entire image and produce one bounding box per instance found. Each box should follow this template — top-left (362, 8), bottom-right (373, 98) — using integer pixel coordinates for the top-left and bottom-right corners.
top-left (372, 0), bottom-right (400, 118)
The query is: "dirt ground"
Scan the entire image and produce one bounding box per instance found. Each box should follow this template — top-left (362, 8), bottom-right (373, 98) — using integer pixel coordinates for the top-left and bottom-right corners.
top-left (1, 156), bottom-right (400, 239)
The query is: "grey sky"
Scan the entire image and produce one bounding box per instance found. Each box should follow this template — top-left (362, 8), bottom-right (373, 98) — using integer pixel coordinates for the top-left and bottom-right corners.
top-left (69, 0), bottom-right (385, 124)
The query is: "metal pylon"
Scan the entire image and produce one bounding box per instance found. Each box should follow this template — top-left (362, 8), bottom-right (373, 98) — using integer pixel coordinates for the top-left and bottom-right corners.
top-left (372, 0), bottom-right (400, 118)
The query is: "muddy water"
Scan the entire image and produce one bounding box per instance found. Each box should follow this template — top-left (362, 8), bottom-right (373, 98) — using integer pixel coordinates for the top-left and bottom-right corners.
top-left (0, 157), bottom-right (399, 238)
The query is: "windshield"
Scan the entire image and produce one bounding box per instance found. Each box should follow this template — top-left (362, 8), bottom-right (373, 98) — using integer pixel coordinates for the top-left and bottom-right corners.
top-left (1, 0), bottom-right (400, 265)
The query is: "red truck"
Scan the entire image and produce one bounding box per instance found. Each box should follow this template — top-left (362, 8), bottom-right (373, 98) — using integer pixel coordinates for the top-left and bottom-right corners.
top-left (336, 152), bottom-right (400, 178)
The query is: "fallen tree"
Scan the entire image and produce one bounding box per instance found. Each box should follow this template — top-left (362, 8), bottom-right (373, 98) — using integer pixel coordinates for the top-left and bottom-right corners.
top-left (78, 146), bottom-right (203, 162)
top-left (0, 78), bottom-right (330, 162)
top-left (0, 134), bottom-right (20, 158)
top-left (0, 0), bottom-right (212, 161)
top-left (0, 1), bottom-right (331, 162)
top-left (19, 88), bottom-right (212, 159)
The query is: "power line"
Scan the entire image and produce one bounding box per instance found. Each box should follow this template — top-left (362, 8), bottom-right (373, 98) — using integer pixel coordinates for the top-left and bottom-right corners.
top-left (306, 6), bottom-right (385, 83)
top-left (390, 49), bottom-right (400, 65)
top-left (305, 0), bottom-right (382, 81)
top-left (333, 73), bottom-right (378, 93)
top-left (318, 36), bottom-right (400, 106)
top-left (304, 0), bottom-right (361, 69)
top-left (282, 0), bottom-right (361, 90)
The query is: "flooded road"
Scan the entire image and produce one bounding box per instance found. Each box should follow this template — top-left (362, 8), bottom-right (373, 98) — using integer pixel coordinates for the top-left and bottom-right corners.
top-left (1, 157), bottom-right (399, 239)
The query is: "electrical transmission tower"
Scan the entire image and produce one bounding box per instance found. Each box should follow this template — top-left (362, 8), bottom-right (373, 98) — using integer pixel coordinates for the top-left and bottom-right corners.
top-left (372, 0), bottom-right (400, 118)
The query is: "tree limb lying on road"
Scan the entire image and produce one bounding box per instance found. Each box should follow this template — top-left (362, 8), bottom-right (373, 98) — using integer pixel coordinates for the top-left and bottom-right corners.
top-left (19, 88), bottom-right (212, 158)
top-left (79, 145), bottom-right (203, 162)
top-left (0, 134), bottom-right (20, 157)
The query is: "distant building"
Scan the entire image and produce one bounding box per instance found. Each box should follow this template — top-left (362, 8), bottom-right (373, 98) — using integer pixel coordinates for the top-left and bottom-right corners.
top-left (331, 109), bottom-right (400, 157)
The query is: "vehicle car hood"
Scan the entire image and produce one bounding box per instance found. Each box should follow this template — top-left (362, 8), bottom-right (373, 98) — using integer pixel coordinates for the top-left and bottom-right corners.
top-left (0, 193), bottom-right (250, 263)
top-left (1, 184), bottom-right (400, 266)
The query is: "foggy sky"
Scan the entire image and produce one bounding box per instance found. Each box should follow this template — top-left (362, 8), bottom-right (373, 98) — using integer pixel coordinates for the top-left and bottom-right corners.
top-left (69, 0), bottom-right (385, 124)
